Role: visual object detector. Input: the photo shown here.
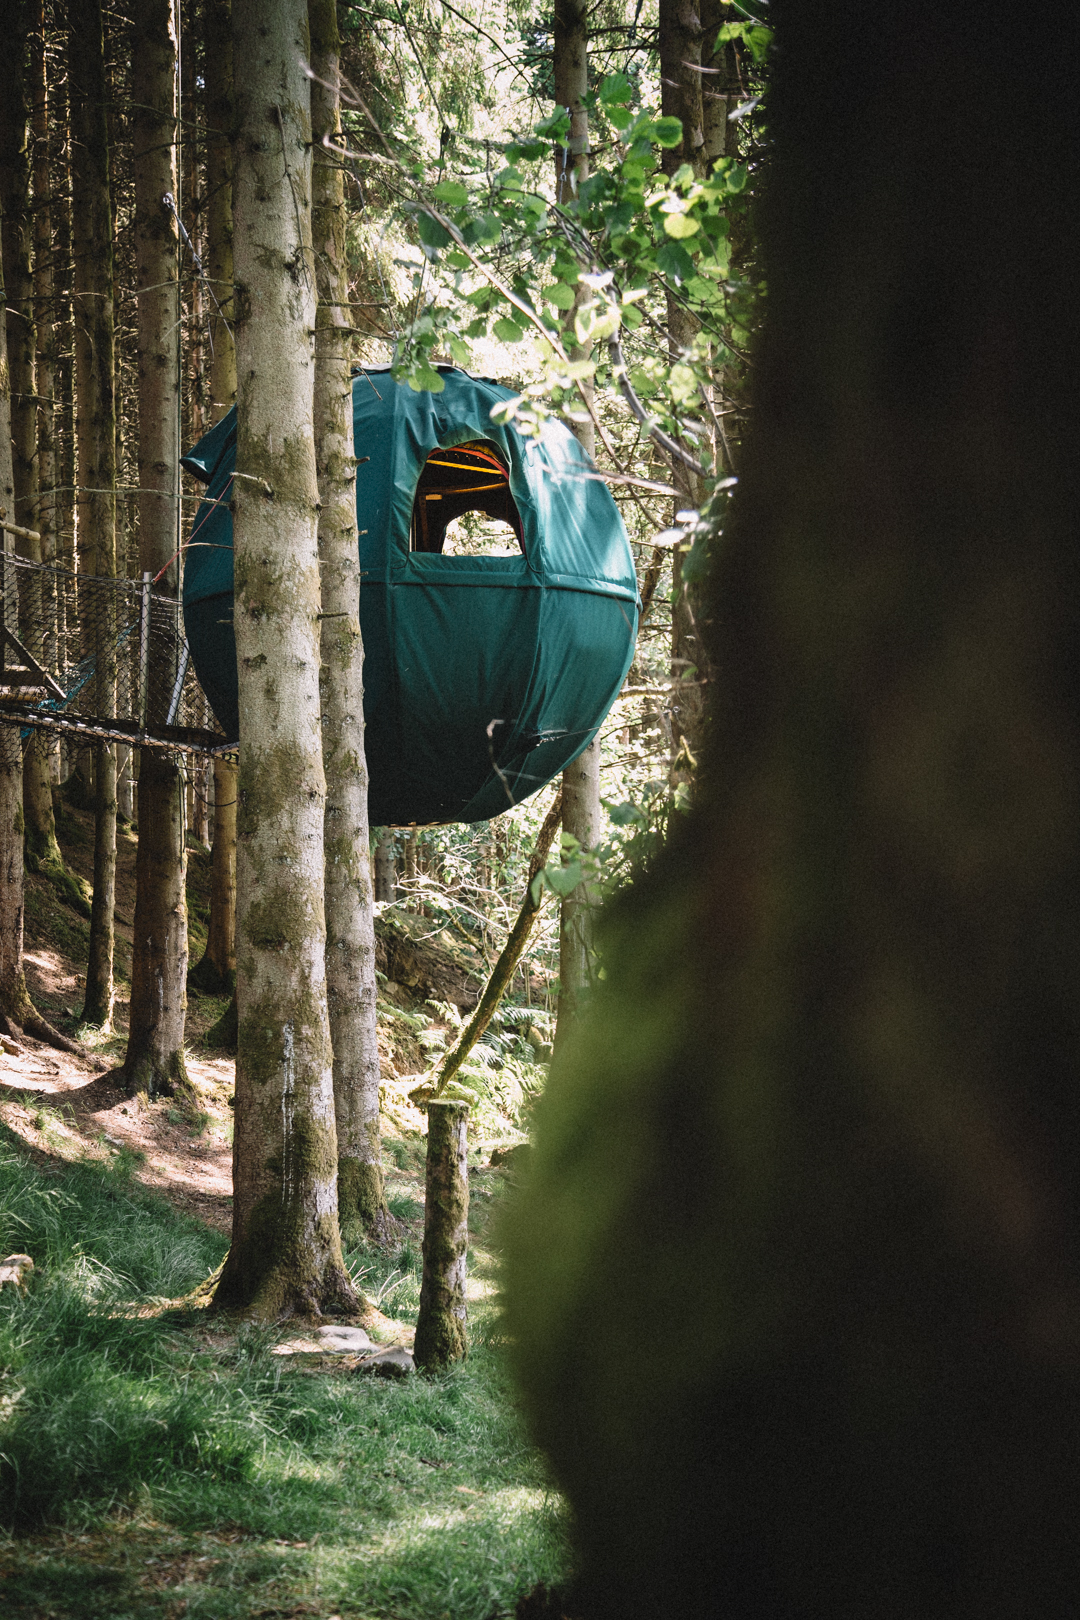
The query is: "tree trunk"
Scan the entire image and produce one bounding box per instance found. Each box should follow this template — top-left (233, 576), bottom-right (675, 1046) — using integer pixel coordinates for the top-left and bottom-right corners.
top-left (214, 0), bottom-right (355, 1321)
top-left (414, 1099), bottom-right (469, 1371)
top-left (189, 0), bottom-right (239, 997)
top-left (70, 0), bottom-right (117, 1031)
top-left (373, 827), bottom-right (395, 902)
top-left (506, 7), bottom-right (1080, 1614)
top-left (309, 0), bottom-right (389, 1242)
top-left (0, 9), bottom-right (56, 870)
top-left (659, 0), bottom-right (709, 785)
top-left (551, 0), bottom-right (603, 1050)
top-left (554, 735), bottom-right (601, 1051)
top-left (122, 0), bottom-right (188, 1099)
top-left (0, 201), bottom-right (76, 1055)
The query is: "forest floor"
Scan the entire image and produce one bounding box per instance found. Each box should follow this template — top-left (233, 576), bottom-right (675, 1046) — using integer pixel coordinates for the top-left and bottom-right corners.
top-left (0, 799), bottom-right (565, 1620)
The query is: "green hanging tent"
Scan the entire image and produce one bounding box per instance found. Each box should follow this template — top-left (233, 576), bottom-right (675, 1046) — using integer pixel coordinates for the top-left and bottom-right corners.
top-left (181, 366), bottom-right (640, 825)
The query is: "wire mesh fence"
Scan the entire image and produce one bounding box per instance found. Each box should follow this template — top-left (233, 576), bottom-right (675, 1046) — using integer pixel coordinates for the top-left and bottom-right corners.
top-left (0, 547), bottom-right (231, 756)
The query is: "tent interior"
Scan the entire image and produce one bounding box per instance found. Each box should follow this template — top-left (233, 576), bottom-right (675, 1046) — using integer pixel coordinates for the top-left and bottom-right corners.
top-left (409, 440), bottom-right (524, 556)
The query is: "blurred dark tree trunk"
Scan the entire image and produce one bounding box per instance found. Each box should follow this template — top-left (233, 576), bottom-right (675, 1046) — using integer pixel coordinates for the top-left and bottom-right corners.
top-left (506, 4), bottom-right (1080, 1617)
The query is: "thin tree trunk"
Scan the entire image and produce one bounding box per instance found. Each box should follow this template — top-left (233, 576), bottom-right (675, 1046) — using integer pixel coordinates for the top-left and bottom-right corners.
top-left (0, 200), bottom-right (77, 1055)
top-left (214, 0), bottom-right (355, 1321)
top-left (659, 0), bottom-right (709, 785)
top-left (414, 1100), bottom-right (469, 1370)
top-left (373, 826), bottom-right (395, 902)
top-left (432, 790), bottom-right (563, 1098)
top-left (71, 0), bottom-right (117, 1030)
top-left (122, 0), bottom-right (188, 1099)
top-left (0, 9), bottom-right (56, 869)
top-left (189, 0), bottom-right (238, 997)
top-left (552, 0), bottom-right (602, 1050)
top-left (310, 0), bottom-right (390, 1241)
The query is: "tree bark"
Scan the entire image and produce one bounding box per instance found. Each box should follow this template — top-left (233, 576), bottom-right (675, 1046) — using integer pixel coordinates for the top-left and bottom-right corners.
top-left (414, 1099), bottom-right (469, 1370)
top-left (506, 7), bottom-right (1080, 1614)
top-left (373, 826), bottom-right (395, 902)
top-left (123, 0), bottom-right (188, 1099)
top-left (214, 0), bottom-right (356, 1321)
top-left (432, 790), bottom-right (563, 1097)
top-left (70, 0), bottom-right (117, 1030)
top-left (189, 0), bottom-right (239, 998)
top-left (0, 8), bottom-right (56, 870)
top-left (552, 0), bottom-right (602, 1050)
top-left (0, 200), bottom-right (77, 1055)
top-left (309, 0), bottom-right (389, 1242)
top-left (659, 0), bottom-right (709, 785)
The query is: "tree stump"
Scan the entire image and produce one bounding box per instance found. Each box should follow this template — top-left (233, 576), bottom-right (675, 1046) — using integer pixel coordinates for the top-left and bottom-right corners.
top-left (414, 1100), bottom-right (469, 1370)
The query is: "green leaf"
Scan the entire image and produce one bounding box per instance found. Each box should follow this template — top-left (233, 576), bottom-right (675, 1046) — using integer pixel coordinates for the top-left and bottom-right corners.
top-left (464, 317), bottom-right (488, 338)
top-left (544, 860), bottom-right (584, 898)
top-left (746, 25), bottom-right (773, 61)
top-left (493, 316), bottom-right (525, 343)
top-left (507, 140), bottom-right (548, 161)
top-left (444, 249), bottom-right (470, 270)
top-left (663, 211), bottom-right (700, 239)
top-left (433, 179), bottom-right (468, 206)
top-left (416, 211), bottom-right (450, 250)
top-left (407, 364), bottom-right (446, 393)
top-left (494, 166), bottom-right (524, 190)
top-left (608, 800), bottom-right (645, 827)
top-left (544, 283), bottom-right (578, 310)
top-left (621, 304), bottom-right (643, 329)
top-left (447, 335), bottom-right (471, 366)
top-left (650, 116), bottom-right (684, 149)
top-left (599, 71), bottom-right (633, 105)
top-left (463, 212), bottom-right (501, 246)
top-left (656, 239), bottom-right (695, 280)
top-left (535, 109), bottom-right (571, 140)
top-left (726, 163), bottom-right (748, 193)
top-left (607, 104), bottom-right (633, 132)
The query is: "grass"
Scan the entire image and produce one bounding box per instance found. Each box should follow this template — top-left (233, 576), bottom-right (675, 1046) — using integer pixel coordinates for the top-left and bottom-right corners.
top-left (0, 1136), bottom-right (567, 1618)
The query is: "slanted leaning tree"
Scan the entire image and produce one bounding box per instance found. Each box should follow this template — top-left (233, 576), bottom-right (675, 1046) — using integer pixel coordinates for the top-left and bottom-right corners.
top-left (309, 0), bottom-right (391, 1240)
top-left (214, 0), bottom-right (356, 1318)
top-left (123, 0), bottom-right (188, 1098)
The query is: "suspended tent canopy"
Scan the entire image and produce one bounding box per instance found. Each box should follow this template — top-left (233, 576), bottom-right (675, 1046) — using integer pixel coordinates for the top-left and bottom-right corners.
top-left (181, 366), bottom-right (639, 825)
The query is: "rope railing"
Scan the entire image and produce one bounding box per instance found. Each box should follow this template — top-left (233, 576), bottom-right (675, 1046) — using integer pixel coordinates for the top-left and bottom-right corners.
top-left (0, 549), bottom-right (232, 757)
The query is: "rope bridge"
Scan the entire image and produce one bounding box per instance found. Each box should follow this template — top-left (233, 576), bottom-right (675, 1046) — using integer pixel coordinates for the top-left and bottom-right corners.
top-left (0, 543), bottom-right (231, 757)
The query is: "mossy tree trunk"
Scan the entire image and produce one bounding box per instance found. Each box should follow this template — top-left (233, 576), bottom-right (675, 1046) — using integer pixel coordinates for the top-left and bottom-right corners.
top-left (0, 8), bottom-right (56, 871)
top-left (30, 1), bottom-right (60, 797)
top-left (123, 0), bottom-right (188, 1099)
top-left (214, 0), bottom-right (356, 1321)
top-left (70, 0), bottom-right (117, 1031)
top-left (309, 0), bottom-right (390, 1242)
top-left (189, 0), bottom-right (238, 999)
top-left (414, 1100), bottom-right (469, 1370)
top-left (0, 204), bottom-right (75, 1055)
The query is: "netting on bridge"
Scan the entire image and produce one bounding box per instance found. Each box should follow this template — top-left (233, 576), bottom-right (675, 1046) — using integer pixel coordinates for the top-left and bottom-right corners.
top-left (0, 546), bottom-right (230, 757)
